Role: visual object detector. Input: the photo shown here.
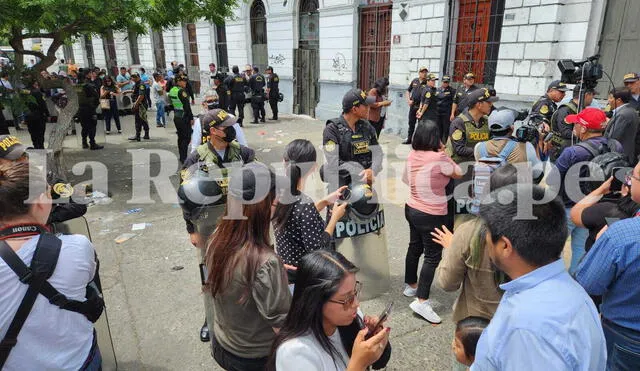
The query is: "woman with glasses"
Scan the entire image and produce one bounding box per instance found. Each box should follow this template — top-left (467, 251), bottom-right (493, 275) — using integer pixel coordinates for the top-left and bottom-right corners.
top-left (206, 162), bottom-right (291, 371)
top-left (100, 76), bottom-right (121, 134)
top-left (0, 162), bottom-right (101, 370)
top-left (269, 250), bottom-right (391, 371)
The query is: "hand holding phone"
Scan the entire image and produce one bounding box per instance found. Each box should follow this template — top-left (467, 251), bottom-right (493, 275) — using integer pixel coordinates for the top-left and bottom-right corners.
top-left (363, 301), bottom-right (393, 339)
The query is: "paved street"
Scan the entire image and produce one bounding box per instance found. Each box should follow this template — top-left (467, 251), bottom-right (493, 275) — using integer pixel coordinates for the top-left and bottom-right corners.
top-left (13, 107), bottom-right (460, 370)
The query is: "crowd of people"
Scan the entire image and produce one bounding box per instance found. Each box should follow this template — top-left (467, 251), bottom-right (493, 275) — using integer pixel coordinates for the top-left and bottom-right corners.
top-left (1, 58), bottom-right (640, 371)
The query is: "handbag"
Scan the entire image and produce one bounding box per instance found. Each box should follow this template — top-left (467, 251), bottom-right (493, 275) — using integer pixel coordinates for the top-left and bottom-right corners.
top-left (100, 99), bottom-right (111, 110)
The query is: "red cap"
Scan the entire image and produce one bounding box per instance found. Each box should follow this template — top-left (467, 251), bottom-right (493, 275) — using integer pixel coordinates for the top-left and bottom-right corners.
top-left (565, 107), bottom-right (607, 131)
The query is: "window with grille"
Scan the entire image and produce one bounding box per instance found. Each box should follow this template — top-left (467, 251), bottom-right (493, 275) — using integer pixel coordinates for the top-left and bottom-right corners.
top-left (215, 24), bottom-right (229, 73)
top-left (250, 0), bottom-right (268, 45)
top-left (444, 0), bottom-right (505, 86)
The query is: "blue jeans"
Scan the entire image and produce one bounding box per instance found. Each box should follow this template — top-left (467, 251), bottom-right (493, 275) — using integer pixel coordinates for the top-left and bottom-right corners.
top-left (566, 207), bottom-right (588, 274)
top-left (156, 100), bottom-right (166, 126)
top-left (603, 318), bottom-right (640, 371)
top-left (80, 330), bottom-right (102, 370)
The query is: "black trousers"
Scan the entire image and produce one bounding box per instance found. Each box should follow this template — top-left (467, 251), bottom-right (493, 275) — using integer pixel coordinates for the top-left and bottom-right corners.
top-left (404, 204), bottom-right (452, 300)
top-left (212, 336), bottom-right (268, 371)
top-left (0, 111), bottom-right (8, 135)
top-left (407, 106), bottom-right (419, 142)
top-left (26, 114), bottom-right (46, 149)
top-left (437, 114), bottom-right (451, 142)
top-left (229, 94), bottom-right (245, 124)
top-left (134, 108), bottom-right (149, 137)
top-left (79, 110), bottom-right (98, 145)
top-left (268, 96), bottom-right (278, 119)
top-left (371, 116), bottom-right (385, 139)
top-left (104, 99), bottom-right (121, 131)
top-left (251, 101), bottom-right (265, 122)
top-left (174, 114), bottom-right (191, 163)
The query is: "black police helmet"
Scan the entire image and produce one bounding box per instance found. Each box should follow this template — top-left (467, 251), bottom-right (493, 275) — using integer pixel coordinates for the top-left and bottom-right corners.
top-left (342, 183), bottom-right (379, 222)
top-left (177, 174), bottom-right (226, 218)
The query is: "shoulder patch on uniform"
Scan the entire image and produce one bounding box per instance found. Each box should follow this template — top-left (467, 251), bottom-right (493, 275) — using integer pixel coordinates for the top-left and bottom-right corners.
top-left (425, 92), bottom-right (431, 98)
top-left (139, 85), bottom-right (144, 90)
top-left (324, 140), bottom-right (336, 152)
top-left (181, 91), bottom-right (187, 98)
top-left (452, 129), bottom-right (463, 141)
top-left (540, 105), bottom-right (549, 115)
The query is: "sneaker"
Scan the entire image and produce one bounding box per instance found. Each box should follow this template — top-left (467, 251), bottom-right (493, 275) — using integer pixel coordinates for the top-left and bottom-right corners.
top-left (410, 299), bottom-right (442, 324)
top-left (403, 285), bottom-right (417, 297)
top-left (105, 130), bottom-right (111, 135)
top-left (156, 124), bottom-right (163, 128)
top-left (117, 130), bottom-right (122, 134)
top-left (128, 136), bottom-right (141, 142)
top-left (402, 139), bottom-right (412, 145)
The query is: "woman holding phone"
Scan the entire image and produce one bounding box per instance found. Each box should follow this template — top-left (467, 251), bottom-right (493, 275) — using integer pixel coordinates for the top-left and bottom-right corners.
top-left (268, 250), bottom-right (391, 371)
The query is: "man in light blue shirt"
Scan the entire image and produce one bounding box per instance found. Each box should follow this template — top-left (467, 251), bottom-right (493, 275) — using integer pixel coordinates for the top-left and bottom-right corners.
top-left (116, 66), bottom-right (133, 91)
top-left (473, 184), bottom-right (607, 371)
top-left (575, 162), bottom-right (640, 370)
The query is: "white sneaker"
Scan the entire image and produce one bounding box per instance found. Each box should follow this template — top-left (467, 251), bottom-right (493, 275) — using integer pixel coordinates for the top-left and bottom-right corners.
top-left (410, 299), bottom-right (442, 324)
top-left (403, 285), bottom-right (417, 297)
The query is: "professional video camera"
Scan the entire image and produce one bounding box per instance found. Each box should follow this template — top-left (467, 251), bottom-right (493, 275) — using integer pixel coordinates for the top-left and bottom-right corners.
top-left (557, 55), bottom-right (603, 90)
top-left (515, 113), bottom-right (546, 143)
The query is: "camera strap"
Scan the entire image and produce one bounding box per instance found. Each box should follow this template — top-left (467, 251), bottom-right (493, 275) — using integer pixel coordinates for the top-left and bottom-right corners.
top-left (0, 224), bottom-right (50, 240)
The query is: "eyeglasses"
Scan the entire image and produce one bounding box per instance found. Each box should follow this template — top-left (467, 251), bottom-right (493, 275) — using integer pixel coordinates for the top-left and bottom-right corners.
top-left (626, 173), bottom-right (640, 183)
top-left (328, 281), bottom-right (362, 309)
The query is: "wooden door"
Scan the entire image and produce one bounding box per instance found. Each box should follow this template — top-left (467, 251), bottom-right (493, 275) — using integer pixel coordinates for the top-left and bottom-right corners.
top-left (358, 5), bottom-right (392, 90)
top-left (453, 0), bottom-right (492, 83)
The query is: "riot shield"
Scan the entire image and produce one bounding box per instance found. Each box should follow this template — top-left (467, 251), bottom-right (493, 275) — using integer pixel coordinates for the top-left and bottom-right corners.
top-left (52, 216), bottom-right (117, 371)
top-left (192, 204), bottom-right (226, 355)
top-left (333, 205), bottom-right (390, 300)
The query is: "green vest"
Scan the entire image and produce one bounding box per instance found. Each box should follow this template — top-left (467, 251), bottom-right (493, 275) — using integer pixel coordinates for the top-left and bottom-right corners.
top-left (446, 112), bottom-right (490, 163)
top-left (169, 87), bottom-right (183, 110)
top-left (195, 141), bottom-right (243, 166)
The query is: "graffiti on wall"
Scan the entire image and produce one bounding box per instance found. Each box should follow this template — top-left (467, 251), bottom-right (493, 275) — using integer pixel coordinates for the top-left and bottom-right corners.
top-left (332, 52), bottom-right (347, 75)
top-left (269, 53), bottom-right (286, 65)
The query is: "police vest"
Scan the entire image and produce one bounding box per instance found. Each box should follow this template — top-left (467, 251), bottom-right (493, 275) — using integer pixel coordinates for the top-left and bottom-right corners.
top-left (169, 87), bottom-right (183, 110)
top-left (446, 113), bottom-right (489, 163)
top-left (196, 140), bottom-right (243, 166)
top-left (76, 84), bottom-right (98, 110)
top-left (551, 100), bottom-right (577, 130)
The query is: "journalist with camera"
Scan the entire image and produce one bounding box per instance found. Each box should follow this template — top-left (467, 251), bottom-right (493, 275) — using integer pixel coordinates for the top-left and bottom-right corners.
top-left (474, 109), bottom-right (544, 182)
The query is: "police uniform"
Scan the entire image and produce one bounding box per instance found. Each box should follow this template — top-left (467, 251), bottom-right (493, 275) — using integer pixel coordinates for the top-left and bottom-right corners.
top-left (623, 72), bottom-right (640, 115)
top-left (25, 86), bottom-right (49, 149)
top-left (214, 75), bottom-right (230, 112)
top-left (531, 80), bottom-right (569, 123)
top-left (227, 73), bottom-right (247, 125)
top-left (550, 99), bottom-right (578, 161)
top-left (436, 76), bottom-right (455, 142)
top-left (169, 77), bottom-right (194, 163)
top-left (266, 69), bottom-right (280, 120)
top-left (131, 79), bottom-right (150, 140)
top-left (453, 83), bottom-right (479, 115)
top-left (248, 72), bottom-right (266, 123)
top-left (419, 75), bottom-right (439, 123)
top-left (322, 90), bottom-right (383, 191)
top-left (76, 81), bottom-right (100, 148)
top-left (406, 74), bottom-right (428, 143)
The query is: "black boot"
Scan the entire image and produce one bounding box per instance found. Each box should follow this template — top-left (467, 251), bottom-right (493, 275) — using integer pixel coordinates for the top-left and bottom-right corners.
top-left (200, 320), bottom-right (210, 342)
top-left (82, 140), bottom-right (89, 149)
top-left (90, 143), bottom-right (104, 150)
top-left (143, 133), bottom-right (150, 140)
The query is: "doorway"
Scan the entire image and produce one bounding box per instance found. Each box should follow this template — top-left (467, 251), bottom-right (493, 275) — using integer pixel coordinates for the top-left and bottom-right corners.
top-left (294, 0), bottom-right (320, 116)
top-left (250, 0), bottom-right (268, 71)
top-left (357, 4), bottom-right (392, 90)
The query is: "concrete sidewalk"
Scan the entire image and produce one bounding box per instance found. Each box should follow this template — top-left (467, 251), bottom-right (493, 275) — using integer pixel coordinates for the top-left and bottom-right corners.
top-left (10, 110), bottom-right (459, 370)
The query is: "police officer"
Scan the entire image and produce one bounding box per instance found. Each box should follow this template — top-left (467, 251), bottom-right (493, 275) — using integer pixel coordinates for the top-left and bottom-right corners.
top-left (322, 88), bottom-right (383, 192)
top-left (25, 80), bottom-right (49, 149)
top-left (450, 72), bottom-right (479, 120)
top-left (179, 109), bottom-right (256, 342)
top-left (435, 75), bottom-right (454, 142)
top-left (623, 72), bottom-right (640, 114)
top-left (248, 66), bottom-right (266, 124)
top-left (213, 73), bottom-right (230, 112)
top-left (226, 65), bottom-right (247, 126)
top-left (265, 66), bottom-right (280, 120)
top-left (404, 66), bottom-right (429, 144)
top-left (76, 71), bottom-right (104, 150)
top-left (168, 75), bottom-right (194, 163)
top-left (446, 88), bottom-right (497, 165)
top-left (550, 85), bottom-right (595, 161)
top-left (531, 80), bottom-right (570, 124)
top-left (416, 73), bottom-right (439, 125)
top-left (128, 73), bottom-right (150, 142)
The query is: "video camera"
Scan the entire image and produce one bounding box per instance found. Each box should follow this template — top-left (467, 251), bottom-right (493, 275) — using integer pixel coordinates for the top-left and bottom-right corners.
top-left (558, 55), bottom-right (603, 90)
top-left (515, 113), bottom-right (546, 143)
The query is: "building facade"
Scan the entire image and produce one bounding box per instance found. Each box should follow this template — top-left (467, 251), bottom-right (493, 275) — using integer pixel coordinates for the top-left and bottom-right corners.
top-left (24, 0), bottom-right (639, 137)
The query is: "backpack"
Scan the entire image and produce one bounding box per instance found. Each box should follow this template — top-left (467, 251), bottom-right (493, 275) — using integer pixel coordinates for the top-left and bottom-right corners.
top-left (0, 233), bottom-right (104, 367)
top-left (470, 140), bottom-right (518, 214)
top-left (575, 138), bottom-right (629, 195)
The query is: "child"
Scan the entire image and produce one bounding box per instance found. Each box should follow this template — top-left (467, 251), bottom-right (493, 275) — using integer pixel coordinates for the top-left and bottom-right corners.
top-left (452, 316), bottom-right (490, 367)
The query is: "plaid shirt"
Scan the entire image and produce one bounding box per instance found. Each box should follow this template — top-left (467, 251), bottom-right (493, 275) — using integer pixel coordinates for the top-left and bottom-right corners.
top-left (575, 217), bottom-right (640, 332)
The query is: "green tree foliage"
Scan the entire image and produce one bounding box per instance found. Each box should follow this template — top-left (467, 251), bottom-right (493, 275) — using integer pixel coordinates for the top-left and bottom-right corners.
top-left (0, 0), bottom-right (238, 71)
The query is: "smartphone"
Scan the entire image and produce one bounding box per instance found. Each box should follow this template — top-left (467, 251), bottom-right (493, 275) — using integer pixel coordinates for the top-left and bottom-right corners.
top-left (610, 167), bottom-right (625, 192)
top-left (372, 301), bottom-right (394, 332)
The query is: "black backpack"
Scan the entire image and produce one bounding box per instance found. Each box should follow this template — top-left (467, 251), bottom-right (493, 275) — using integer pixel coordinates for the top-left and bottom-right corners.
top-left (576, 138), bottom-right (629, 195)
top-left (0, 233), bottom-right (104, 367)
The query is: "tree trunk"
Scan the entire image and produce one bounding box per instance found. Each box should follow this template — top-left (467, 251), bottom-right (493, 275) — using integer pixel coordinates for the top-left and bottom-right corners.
top-left (46, 79), bottom-right (78, 181)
